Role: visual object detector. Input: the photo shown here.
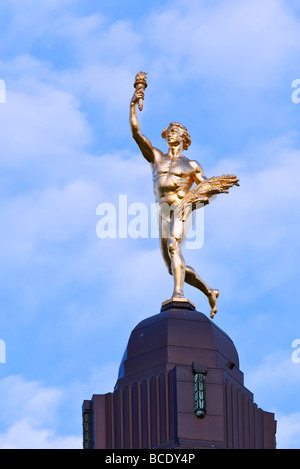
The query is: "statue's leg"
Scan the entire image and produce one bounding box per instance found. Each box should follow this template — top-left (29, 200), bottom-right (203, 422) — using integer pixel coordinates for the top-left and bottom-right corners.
top-left (168, 215), bottom-right (186, 298)
top-left (158, 210), bottom-right (219, 317)
top-left (184, 266), bottom-right (219, 318)
top-left (159, 213), bottom-right (172, 274)
top-left (184, 266), bottom-right (212, 295)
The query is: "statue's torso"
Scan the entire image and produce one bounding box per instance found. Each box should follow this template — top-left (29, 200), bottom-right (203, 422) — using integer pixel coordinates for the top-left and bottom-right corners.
top-left (152, 153), bottom-right (195, 205)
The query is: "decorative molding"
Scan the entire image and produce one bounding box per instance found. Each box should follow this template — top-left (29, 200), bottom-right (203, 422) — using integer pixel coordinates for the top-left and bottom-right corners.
top-left (193, 371), bottom-right (207, 419)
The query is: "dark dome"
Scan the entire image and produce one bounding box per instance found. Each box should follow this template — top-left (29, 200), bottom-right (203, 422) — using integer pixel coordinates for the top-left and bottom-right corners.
top-left (116, 302), bottom-right (240, 388)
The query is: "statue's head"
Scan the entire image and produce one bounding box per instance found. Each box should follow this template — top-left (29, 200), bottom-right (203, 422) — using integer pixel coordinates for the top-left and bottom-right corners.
top-left (161, 122), bottom-right (191, 150)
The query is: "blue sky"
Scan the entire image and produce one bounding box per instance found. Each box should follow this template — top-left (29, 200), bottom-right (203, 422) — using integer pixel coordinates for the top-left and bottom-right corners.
top-left (0, 0), bottom-right (300, 449)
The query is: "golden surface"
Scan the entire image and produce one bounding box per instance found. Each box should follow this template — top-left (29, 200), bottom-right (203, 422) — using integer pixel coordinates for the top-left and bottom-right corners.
top-left (130, 73), bottom-right (239, 318)
top-left (161, 297), bottom-right (196, 309)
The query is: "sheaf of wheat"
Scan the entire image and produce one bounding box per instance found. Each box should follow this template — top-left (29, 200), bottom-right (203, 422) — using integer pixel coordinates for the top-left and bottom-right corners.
top-left (177, 174), bottom-right (239, 221)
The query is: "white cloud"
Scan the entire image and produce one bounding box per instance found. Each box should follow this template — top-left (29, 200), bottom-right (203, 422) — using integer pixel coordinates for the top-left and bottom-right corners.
top-left (0, 65), bottom-right (91, 169)
top-left (54, 15), bottom-right (142, 66)
top-left (198, 139), bottom-right (300, 304)
top-left (2, 0), bottom-right (298, 144)
top-left (0, 419), bottom-right (81, 449)
top-left (245, 350), bottom-right (300, 395)
top-left (0, 0), bottom-right (79, 48)
top-left (242, 350), bottom-right (300, 449)
top-left (0, 375), bottom-right (81, 449)
top-left (242, 348), bottom-right (299, 451)
top-left (0, 375), bottom-right (61, 426)
top-left (208, 148), bottom-right (300, 248)
top-left (145, 0), bottom-right (300, 88)
top-left (276, 412), bottom-right (300, 449)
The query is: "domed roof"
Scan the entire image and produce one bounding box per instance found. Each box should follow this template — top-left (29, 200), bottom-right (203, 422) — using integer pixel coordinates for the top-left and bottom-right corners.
top-left (116, 301), bottom-right (240, 388)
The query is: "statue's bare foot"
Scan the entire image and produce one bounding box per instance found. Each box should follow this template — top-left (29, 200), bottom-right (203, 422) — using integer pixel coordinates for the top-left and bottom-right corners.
top-left (208, 289), bottom-right (219, 319)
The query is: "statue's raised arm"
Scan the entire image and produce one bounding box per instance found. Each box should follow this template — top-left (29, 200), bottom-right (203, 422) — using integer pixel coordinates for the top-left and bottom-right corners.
top-left (130, 72), bottom-right (156, 164)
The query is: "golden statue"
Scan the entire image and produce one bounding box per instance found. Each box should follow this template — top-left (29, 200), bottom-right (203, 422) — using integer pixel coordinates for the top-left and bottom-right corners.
top-left (130, 72), bottom-right (239, 318)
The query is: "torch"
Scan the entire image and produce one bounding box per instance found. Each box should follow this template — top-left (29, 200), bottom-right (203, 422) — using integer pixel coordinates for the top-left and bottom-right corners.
top-left (134, 71), bottom-right (148, 111)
